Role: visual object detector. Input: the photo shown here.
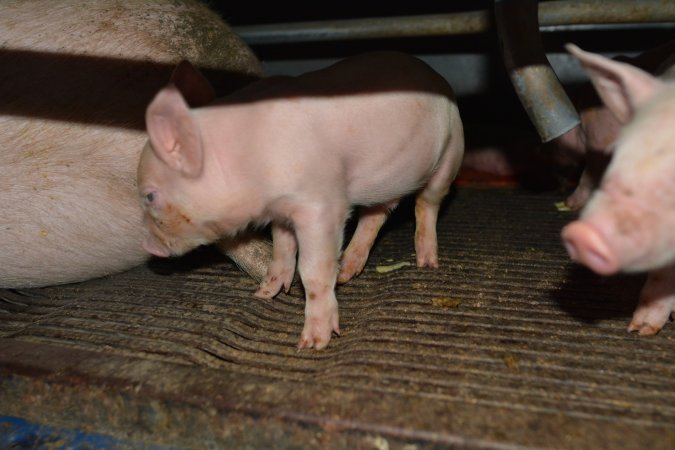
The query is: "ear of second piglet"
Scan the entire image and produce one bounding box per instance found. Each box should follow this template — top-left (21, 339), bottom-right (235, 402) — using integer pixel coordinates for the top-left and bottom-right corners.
top-left (566, 44), bottom-right (665, 124)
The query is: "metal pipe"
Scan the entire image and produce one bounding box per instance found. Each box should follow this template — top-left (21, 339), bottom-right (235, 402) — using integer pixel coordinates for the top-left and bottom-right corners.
top-left (233, 0), bottom-right (675, 44)
top-left (540, 0), bottom-right (675, 26)
top-left (233, 12), bottom-right (489, 44)
top-left (495, 0), bottom-right (580, 142)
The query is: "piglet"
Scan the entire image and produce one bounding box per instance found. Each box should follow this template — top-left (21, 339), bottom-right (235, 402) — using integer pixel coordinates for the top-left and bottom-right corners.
top-left (561, 44), bottom-right (675, 335)
top-left (138, 51), bottom-right (464, 349)
top-left (551, 40), bottom-right (675, 211)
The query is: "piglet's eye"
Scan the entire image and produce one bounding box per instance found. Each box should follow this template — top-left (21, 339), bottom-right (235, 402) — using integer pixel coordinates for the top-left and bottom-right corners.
top-left (145, 192), bottom-right (156, 203)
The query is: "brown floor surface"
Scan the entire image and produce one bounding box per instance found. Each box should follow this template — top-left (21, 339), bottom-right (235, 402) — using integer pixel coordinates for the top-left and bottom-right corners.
top-left (1, 187), bottom-right (674, 449)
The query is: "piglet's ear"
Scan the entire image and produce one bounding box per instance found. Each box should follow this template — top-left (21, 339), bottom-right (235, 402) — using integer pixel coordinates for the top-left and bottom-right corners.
top-left (171, 60), bottom-right (216, 108)
top-left (145, 84), bottom-right (203, 178)
top-left (566, 44), bottom-right (666, 124)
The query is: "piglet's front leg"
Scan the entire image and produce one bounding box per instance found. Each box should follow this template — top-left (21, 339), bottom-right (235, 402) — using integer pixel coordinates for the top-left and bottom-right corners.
top-left (628, 265), bottom-right (675, 336)
top-left (294, 205), bottom-right (345, 350)
top-left (255, 223), bottom-right (297, 299)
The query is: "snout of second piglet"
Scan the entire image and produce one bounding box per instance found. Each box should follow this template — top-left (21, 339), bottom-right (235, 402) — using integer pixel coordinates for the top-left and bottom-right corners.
top-left (562, 221), bottom-right (620, 276)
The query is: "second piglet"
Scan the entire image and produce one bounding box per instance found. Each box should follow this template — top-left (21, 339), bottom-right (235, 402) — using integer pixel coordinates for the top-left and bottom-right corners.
top-left (138, 51), bottom-right (464, 349)
top-left (561, 44), bottom-right (675, 335)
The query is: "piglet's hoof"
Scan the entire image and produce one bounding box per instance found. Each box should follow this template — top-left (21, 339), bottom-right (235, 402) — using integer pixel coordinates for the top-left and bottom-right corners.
top-left (297, 315), bottom-right (340, 350)
top-left (337, 255), bottom-right (367, 284)
top-left (627, 304), bottom-right (674, 336)
top-left (415, 239), bottom-right (439, 268)
top-left (253, 285), bottom-right (277, 300)
top-left (254, 272), bottom-right (292, 300)
top-left (627, 321), bottom-right (660, 336)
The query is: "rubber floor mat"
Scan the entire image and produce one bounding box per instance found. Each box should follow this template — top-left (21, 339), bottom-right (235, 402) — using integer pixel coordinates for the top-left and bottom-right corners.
top-left (1, 187), bottom-right (673, 449)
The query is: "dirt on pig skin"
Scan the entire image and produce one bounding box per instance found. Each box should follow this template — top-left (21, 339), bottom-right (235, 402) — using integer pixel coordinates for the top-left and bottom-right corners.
top-left (0, 0), bottom-right (271, 287)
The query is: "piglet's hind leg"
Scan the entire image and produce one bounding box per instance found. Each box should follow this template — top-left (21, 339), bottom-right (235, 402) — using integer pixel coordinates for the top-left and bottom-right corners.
top-left (415, 197), bottom-right (441, 268)
top-left (415, 153), bottom-right (460, 267)
top-left (415, 114), bottom-right (463, 267)
top-left (338, 202), bottom-right (396, 284)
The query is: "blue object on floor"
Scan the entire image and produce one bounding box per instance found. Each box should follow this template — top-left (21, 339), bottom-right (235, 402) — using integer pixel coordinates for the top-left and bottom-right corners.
top-left (0, 416), bottom-right (178, 449)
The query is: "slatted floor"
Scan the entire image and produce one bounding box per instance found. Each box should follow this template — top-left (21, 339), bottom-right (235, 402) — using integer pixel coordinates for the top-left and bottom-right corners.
top-left (1, 187), bottom-right (673, 449)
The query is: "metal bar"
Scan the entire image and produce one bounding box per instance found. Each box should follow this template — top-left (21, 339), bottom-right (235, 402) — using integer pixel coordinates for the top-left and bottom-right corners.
top-left (233, 0), bottom-right (675, 44)
top-left (495, 0), bottom-right (581, 142)
top-left (540, 0), bottom-right (675, 26)
top-left (233, 13), bottom-right (491, 44)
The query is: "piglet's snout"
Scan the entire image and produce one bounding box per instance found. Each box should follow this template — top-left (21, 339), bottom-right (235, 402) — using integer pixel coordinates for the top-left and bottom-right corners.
top-left (142, 234), bottom-right (171, 258)
top-left (562, 221), bottom-right (620, 276)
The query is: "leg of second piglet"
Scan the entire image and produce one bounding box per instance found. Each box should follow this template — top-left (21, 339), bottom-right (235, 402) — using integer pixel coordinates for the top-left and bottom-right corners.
top-left (565, 149), bottom-right (613, 211)
top-left (294, 205), bottom-right (345, 350)
top-left (338, 202), bottom-right (397, 284)
top-left (254, 223), bottom-right (297, 299)
top-left (628, 265), bottom-right (675, 336)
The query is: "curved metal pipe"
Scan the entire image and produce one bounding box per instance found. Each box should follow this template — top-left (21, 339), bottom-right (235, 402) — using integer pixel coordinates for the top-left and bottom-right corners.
top-left (495, 0), bottom-right (580, 142)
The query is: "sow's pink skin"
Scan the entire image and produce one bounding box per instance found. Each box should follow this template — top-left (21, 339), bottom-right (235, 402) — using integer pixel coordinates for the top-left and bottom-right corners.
top-left (138, 52), bottom-right (464, 349)
top-left (0, 0), bottom-right (270, 288)
top-left (561, 44), bottom-right (675, 335)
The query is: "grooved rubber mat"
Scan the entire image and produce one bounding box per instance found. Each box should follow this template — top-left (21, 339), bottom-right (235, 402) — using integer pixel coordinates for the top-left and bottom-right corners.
top-left (1, 187), bottom-right (674, 449)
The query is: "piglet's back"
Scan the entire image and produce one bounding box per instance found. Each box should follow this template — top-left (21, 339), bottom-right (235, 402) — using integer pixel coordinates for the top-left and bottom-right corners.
top-left (222, 52), bottom-right (460, 206)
